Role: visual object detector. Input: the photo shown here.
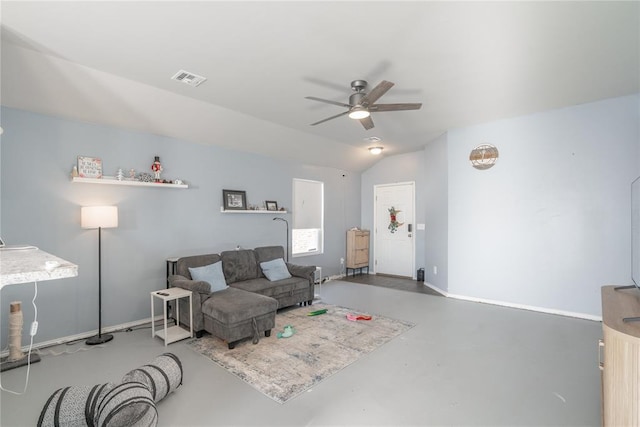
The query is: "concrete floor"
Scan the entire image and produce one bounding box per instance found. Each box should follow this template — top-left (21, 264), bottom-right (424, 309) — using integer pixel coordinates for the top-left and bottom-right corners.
top-left (1, 279), bottom-right (602, 426)
top-left (342, 273), bottom-right (442, 296)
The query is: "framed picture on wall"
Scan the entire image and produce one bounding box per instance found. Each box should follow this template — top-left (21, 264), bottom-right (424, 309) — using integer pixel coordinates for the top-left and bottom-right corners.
top-left (223, 189), bottom-right (247, 210)
top-left (265, 201), bottom-right (278, 211)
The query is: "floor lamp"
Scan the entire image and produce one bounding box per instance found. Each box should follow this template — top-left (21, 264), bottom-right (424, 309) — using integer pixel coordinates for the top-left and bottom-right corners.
top-left (81, 206), bottom-right (118, 345)
top-left (272, 217), bottom-right (289, 262)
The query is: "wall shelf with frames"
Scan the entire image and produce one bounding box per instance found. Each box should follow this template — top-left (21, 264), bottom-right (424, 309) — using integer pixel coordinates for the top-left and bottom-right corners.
top-left (220, 207), bottom-right (287, 214)
top-left (72, 176), bottom-right (188, 189)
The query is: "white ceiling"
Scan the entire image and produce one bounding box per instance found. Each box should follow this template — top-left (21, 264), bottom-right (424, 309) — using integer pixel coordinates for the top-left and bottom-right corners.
top-left (1, 1), bottom-right (638, 172)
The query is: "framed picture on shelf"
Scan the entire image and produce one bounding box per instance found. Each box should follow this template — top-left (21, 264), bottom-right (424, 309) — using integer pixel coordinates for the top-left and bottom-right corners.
top-left (77, 156), bottom-right (103, 178)
top-left (223, 190), bottom-right (247, 210)
top-left (265, 201), bottom-right (278, 211)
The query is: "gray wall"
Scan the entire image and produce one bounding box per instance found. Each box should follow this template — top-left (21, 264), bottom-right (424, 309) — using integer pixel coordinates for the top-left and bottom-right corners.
top-left (447, 94), bottom-right (639, 317)
top-left (361, 151), bottom-right (428, 277)
top-left (423, 133), bottom-right (449, 291)
top-left (2, 92), bottom-right (637, 348)
top-left (361, 94), bottom-right (639, 317)
top-left (0, 107), bottom-right (360, 346)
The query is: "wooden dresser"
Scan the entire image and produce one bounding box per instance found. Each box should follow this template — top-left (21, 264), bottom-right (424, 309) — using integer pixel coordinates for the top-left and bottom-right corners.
top-left (346, 229), bottom-right (370, 276)
top-left (601, 285), bottom-right (640, 426)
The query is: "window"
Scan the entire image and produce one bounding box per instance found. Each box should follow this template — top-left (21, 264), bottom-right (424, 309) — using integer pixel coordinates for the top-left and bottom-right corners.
top-left (292, 178), bottom-right (324, 257)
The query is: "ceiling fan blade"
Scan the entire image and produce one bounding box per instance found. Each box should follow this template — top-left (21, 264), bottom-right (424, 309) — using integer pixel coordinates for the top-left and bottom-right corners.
top-left (310, 110), bottom-right (350, 126)
top-left (370, 103), bottom-right (422, 112)
top-left (360, 116), bottom-right (375, 130)
top-left (360, 80), bottom-right (394, 107)
top-left (305, 96), bottom-right (352, 108)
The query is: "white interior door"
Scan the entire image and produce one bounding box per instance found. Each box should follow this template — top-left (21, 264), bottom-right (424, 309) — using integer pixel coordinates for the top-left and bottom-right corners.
top-left (374, 182), bottom-right (415, 278)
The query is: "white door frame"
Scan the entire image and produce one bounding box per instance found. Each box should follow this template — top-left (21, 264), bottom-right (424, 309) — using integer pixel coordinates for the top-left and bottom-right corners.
top-left (373, 181), bottom-right (416, 278)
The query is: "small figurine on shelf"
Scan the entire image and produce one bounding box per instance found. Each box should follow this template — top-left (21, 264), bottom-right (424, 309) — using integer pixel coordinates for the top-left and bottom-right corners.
top-left (116, 168), bottom-right (124, 181)
top-left (129, 169), bottom-right (136, 180)
top-left (151, 156), bottom-right (163, 182)
top-left (71, 166), bottom-right (79, 178)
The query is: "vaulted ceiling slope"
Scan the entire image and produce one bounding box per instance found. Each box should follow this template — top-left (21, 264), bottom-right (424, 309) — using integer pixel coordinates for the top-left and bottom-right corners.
top-left (1, 1), bottom-right (638, 172)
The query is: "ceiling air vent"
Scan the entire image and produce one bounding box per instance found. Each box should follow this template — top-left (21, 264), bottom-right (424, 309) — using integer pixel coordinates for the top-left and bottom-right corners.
top-left (171, 70), bottom-right (207, 87)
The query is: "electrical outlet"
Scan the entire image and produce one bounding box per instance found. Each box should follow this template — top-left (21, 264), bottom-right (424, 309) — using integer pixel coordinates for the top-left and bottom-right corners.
top-left (340, 257), bottom-right (344, 265)
top-left (433, 266), bottom-right (438, 275)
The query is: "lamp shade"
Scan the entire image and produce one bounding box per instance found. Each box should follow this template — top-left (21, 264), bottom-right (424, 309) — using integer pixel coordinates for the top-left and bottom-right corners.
top-left (81, 206), bottom-right (118, 229)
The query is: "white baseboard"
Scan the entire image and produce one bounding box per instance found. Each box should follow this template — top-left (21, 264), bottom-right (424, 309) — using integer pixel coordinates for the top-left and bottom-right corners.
top-left (436, 289), bottom-right (601, 321)
top-left (1, 315), bottom-right (164, 358)
top-left (423, 281), bottom-right (446, 296)
top-left (327, 278), bottom-right (599, 321)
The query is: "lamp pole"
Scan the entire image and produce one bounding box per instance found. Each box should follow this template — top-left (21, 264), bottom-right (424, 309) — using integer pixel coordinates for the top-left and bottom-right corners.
top-left (86, 225), bottom-right (113, 345)
top-left (272, 217), bottom-right (289, 262)
top-left (81, 206), bottom-right (117, 346)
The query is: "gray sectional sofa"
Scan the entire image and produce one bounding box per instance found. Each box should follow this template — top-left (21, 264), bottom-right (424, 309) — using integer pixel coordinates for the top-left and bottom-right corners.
top-left (168, 246), bottom-right (315, 348)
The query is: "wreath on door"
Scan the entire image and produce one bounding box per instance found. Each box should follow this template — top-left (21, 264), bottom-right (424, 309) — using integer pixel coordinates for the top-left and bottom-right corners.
top-left (388, 206), bottom-right (404, 233)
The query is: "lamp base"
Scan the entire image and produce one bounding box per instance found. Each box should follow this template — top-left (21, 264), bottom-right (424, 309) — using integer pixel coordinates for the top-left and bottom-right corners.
top-left (86, 333), bottom-right (114, 345)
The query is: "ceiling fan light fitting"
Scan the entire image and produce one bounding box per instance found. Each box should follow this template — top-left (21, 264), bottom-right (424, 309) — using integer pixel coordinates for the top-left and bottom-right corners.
top-left (348, 107), bottom-right (370, 120)
top-left (368, 146), bottom-right (384, 155)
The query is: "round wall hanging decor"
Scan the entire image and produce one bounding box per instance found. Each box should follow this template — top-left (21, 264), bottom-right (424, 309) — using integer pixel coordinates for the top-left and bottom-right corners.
top-left (470, 144), bottom-right (499, 170)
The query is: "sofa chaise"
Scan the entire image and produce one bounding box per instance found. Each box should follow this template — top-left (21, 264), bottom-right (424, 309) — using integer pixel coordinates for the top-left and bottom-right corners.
top-left (168, 246), bottom-right (315, 348)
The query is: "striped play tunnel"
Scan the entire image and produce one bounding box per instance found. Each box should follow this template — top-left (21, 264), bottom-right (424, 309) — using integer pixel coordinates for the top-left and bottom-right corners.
top-left (121, 352), bottom-right (183, 403)
top-left (95, 382), bottom-right (157, 427)
top-left (37, 383), bottom-right (114, 427)
top-left (37, 352), bottom-right (182, 426)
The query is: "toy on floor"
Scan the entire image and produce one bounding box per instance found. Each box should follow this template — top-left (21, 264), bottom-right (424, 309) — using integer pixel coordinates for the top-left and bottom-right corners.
top-left (346, 313), bottom-right (372, 321)
top-left (277, 325), bottom-right (295, 338)
top-left (38, 352), bottom-right (181, 427)
top-left (307, 308), bottom-right (328, 316)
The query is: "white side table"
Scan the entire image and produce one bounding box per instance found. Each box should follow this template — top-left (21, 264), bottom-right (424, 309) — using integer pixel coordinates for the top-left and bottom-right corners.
top-left (314, 266), bottom-right (322, 299)
top-left (151, 287), bottom-right (193, 346)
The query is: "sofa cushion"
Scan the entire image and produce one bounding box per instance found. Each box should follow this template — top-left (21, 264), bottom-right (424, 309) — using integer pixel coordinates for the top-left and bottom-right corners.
top-left (220, 250), bottom-right (261, 284)
top-left (201, 287), bottom-right (278, 325)
top-left (260, 258), bottom-right (291, 281)
top-left (176, 254), bottom-right (221, 279)
top-left (231, 276), bottom-right (309, 299)
top-left (188, 261), bottom-right (228, 293)
top-left (254, 246), bottom-right (285, 264)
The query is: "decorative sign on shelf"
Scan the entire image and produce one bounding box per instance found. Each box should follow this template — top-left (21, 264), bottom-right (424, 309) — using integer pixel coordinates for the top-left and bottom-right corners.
top-left (77, 156), bottom-right (103, 178)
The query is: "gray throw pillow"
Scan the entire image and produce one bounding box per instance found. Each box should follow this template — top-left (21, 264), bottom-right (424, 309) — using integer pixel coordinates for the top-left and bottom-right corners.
top-left (260, 258), bottom-right (292, 281)
top-left (189, 261), bottom-right (228, 292)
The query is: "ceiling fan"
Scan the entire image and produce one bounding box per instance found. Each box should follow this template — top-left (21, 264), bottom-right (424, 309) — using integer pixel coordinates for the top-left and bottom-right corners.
top-left (306, 80), bottom-right (422, 130)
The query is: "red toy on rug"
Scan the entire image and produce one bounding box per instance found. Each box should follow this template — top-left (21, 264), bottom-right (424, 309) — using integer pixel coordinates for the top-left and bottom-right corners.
top-left (346, 314), bottom-right (372, 321)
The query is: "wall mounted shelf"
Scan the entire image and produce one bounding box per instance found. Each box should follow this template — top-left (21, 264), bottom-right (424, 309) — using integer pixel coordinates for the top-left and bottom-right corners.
top-left (220, 207), bottom-right (287, 214)
top-left (72, 176), bottom-right (188, 189)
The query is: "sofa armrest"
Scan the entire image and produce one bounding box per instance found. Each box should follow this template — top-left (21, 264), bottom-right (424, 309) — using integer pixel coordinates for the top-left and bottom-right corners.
top-left (168, 274), bottom-right (210, 333)
top-left (168, 274), bottom-right (211, 294)
top-left (286, 264), bottom-right (316, 281)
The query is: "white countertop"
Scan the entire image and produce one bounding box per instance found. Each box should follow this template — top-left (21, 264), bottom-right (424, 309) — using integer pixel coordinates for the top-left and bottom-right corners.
top-left (0, 247), bottom-right (78, 288)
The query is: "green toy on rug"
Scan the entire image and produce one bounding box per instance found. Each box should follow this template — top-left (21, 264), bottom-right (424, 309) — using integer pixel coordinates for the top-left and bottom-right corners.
top-left (277, 325), bottom-right (295, 338)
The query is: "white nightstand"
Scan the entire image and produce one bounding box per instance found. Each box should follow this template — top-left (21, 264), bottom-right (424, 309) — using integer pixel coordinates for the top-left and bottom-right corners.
top-left (151, 287), bottom-right (193, 346)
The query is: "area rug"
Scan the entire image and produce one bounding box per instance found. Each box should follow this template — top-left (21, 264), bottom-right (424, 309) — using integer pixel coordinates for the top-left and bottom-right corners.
top-left (186, 303), bottom-right (415, 404)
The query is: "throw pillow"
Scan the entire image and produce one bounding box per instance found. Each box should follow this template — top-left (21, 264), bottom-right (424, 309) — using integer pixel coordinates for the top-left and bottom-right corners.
top-left (260, 258), bottom-right (292, 281)
top-left (189, 261), bottom-right (228, 292)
